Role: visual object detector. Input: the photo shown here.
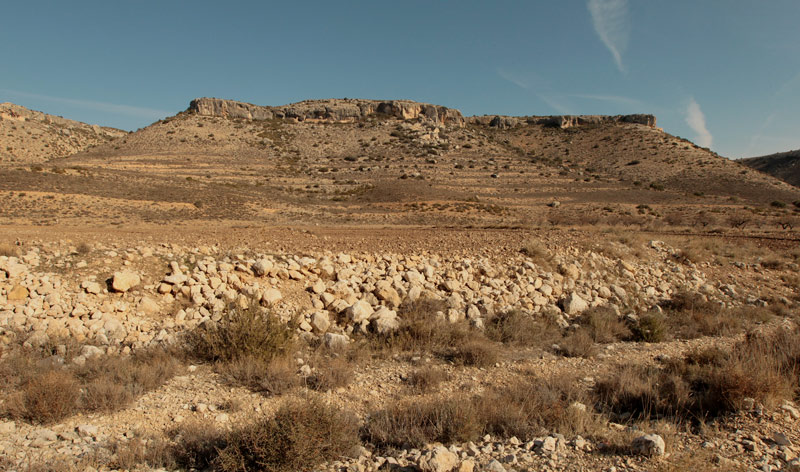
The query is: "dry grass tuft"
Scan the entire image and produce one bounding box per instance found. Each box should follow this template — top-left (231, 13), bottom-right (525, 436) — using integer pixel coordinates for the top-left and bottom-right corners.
top-left (485, 309), bottom-right (562, 348)
top-left (214, 398), bottom-right (359, 472)
top-left (0, 242), bottom-right (18, 257)
top-left (406, 366), bottom-right (449, 394)
top-left (305, 355), bottom-right (354, 391)
top-left (363, 396), bottom-right (481, 449)
top-left (578, 306), bottom-right (631, 343)
top-left (596, 327), bottom-right (800, 421)
top-left (520, 238), bottom-right (553, 267)
top-left (9, 369), bottom-right (81, 424)
top-left (480, 374), bottom-right (601, 439)
top-left (372, 298), bottom-right (500, 366)
top-left (630, 312), bottom-right (668, 343)
top-left (558, 329), bottom-right (597, 358)
top-left (659, 291), bottom-right (773, 340)
top-left (0, 344), bottom-right (183, 424)
top-left (108, 434), bottom-right (177, 470)
top-left (222, 355), bottom-right (300, 396)
top-left (445, 338), bottom-right (500, 367)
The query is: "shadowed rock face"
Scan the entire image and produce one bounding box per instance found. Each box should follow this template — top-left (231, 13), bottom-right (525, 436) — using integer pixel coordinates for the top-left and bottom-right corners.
top-left (469, 114), bottom-right (657, 129)
top-left (189, 97), bottom-right (465, 126)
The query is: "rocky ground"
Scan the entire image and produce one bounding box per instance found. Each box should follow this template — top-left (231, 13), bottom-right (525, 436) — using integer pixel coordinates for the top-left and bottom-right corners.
top-left (2, 99), bottom-right (800, 471)
top-left (0, 227), bottom-right (799, 472)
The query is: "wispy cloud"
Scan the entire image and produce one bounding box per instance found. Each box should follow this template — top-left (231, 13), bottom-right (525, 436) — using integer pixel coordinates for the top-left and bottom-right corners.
top-left (0, 89), bottom-right (169, 120)
top-left (496, 68), bottom-right (529, 90)
top-left (537, 94), bottom-right (572, 115)
top-left (496, 69), bottom-right (573, 114)
top-left (567, 93), bottom-right (641, 107)
top-left (775, 70), bottom-right (800, 98)
top-left (587, 0), bottom-right (629, 73)
top-left (685, 97), bottom-right (713, 148)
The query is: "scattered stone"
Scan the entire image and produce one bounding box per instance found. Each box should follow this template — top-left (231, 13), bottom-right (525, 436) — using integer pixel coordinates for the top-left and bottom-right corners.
top-left (82, 281), bottom-right (103, 294)
top-left (374, 280), bottom-right (402, 308)
top-left (773, 432), bottom-right (792, 446)
top-left (261, 288), bottom-right (282, 305)
top-left (0, 421), bottom-right (15, 435)
top-left (347, 300), bottom-right (374, 323)
top-left (139, 296), bottom-right (160, 315)
top-left (422, 445), bottom-right (458, 472)
top-left (7, 285), bottom-right (29, 301)
top-left (485, 459), bottom-right (507, 472)
top-left (632, 434), bottom-right (666, 457)
top-left (323, 332), bottom-right (349, 350)
top-left (561, 292), bottom-right (588, 315)
top-left (76, 424), bottom-right (99, 438)
top-left (310, 311), bottom-right (331, 333)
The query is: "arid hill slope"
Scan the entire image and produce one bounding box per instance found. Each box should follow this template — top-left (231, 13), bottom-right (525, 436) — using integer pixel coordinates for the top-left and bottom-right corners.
top-left (0, 98), bottom-right (798, 230)
top-left (0, 102), bottom-right (126, 164)
top-left (740, 149), bottom-right (800, 188)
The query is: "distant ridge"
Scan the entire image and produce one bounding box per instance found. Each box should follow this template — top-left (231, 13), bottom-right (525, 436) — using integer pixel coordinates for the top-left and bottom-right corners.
top-left (739, 150), bottom-right (800, 187)
top-left (0, 102), bottom-right (126, 163)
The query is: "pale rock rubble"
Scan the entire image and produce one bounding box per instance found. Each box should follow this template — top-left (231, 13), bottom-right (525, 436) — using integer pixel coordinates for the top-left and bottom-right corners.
top-left (0, 239), bottom-right (773, 360)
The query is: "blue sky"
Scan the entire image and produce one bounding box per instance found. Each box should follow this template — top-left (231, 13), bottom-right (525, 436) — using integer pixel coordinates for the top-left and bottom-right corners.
top-left (2, 1), bottom-right (799, 158)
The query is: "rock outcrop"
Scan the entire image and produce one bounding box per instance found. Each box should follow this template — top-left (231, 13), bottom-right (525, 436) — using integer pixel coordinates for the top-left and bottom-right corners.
top-left (189, 97), bottom-right (465, 126)
top-left (469, 113), bottom-right (657, 129)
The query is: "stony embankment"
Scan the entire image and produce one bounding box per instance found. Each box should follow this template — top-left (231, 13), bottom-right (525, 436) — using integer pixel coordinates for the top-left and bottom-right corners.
top-left (0, 239), bottom-right (754, 358)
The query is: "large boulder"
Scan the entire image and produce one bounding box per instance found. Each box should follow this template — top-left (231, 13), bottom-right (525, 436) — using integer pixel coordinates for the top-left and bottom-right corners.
top-left (421, 445), bottom-right (458, 472)
top-left (112, 271), bottom-right (140, 292)
top-left (374, 280), bottom-right (401, 308)
top-left (346, 300), bottom-right (374, 323)
top-left (261, 288), bottom-right (282, 305)
top-left (370, 307), bottom-right (399, 334)
top-left (561, 292), bottom-right (588, 315)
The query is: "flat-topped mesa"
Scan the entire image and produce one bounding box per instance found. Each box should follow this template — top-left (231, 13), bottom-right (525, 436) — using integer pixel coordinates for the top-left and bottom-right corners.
top-left (188, 97), bottom-right (465, 126)
top-left (468, 114), bottom-right (657, 129)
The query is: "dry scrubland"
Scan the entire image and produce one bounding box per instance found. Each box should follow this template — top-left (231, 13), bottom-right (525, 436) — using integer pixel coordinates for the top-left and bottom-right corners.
top-left (1, 98), bottom-right (800, 472)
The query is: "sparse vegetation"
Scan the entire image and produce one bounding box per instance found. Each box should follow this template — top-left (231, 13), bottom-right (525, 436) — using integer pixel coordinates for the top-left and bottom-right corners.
top-left (214, 399), bottom-right (360, 472)
top-left (187, 300), bottom-right (294, 364)
top-left (0, 344), bottom-right (183, 424)
top-left (363, 396), bottom-right (481, 449)
top-left (596, 327), bottom-right (800, 421)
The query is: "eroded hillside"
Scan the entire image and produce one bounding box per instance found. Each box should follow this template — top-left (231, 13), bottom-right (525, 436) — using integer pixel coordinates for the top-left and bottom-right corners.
top-left (0, 98), bottom-right (797, 234)
top-left (0, 103), bottom-right (126, 164)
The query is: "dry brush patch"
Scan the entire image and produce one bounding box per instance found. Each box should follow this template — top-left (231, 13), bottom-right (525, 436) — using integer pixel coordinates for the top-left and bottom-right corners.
top-left (406, 366), bottom-right (450, 394)
top-left (185, 300), bottom-right (294, 364)
top-left (0, 344), bottom-right (183, 425)
top-left (362, 396), bottom-right (482, 449)
top-left (213, 398), bottom-right (360, 472)
top-left (596, 327), bottom-right (800, 422)
top-left (364, 373), bottom-right (601, 450)
top-left (368, 298), bottom-right (500, 367)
